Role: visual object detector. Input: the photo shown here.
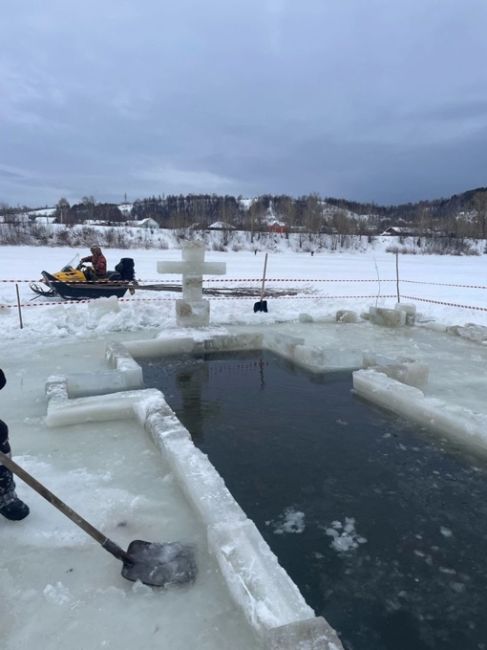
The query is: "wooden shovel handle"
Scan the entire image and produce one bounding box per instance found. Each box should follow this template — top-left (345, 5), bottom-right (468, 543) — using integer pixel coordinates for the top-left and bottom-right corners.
top-left (0, 451), bottom-right (128, 561)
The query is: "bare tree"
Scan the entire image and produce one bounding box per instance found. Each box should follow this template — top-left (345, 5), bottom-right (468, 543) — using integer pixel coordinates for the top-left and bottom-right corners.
top-left (472, 191), bottom-right (487, 238)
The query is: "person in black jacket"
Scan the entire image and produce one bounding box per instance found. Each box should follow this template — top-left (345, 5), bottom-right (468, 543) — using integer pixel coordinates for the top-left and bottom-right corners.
top-left (0, 369), bottom-right (29, 521)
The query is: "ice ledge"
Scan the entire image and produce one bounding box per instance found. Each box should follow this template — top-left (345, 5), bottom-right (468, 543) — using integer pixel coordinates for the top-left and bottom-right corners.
top-left (353, 369), bottom-right (487, 453)
top-left (45, 377), bottom-right (343, 649)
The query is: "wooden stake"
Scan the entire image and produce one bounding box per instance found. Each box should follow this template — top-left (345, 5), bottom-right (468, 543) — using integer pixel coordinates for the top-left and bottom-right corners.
top-left (395, 251), bottom-right (400, 303)
top-left (260, 253), bottom-right (268, 301)
top-left (15, 284), bottom-right (23, 329)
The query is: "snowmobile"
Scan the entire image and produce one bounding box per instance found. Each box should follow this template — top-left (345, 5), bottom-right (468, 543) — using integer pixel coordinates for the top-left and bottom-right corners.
top-left (29, 258), bottom-right (136, 300)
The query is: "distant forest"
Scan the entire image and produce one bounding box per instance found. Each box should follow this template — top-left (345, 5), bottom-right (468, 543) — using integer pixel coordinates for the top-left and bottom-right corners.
top-left (2, 186), bottom-right (487, 238)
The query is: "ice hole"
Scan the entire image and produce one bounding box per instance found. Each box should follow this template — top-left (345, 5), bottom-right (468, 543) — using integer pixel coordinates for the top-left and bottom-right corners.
top-left (141, 349), bottom-right (487, 650)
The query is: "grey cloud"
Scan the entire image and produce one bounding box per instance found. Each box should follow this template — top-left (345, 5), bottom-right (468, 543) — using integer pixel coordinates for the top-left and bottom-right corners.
top-left (1, 0), bottom-right (487, 206)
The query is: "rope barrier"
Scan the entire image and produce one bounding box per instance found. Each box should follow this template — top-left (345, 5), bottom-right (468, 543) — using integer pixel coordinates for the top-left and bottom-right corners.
top-left (0, 294), bottom-right (397, 310)
top-left (1, 291), bottom-right (484, 314)
top-left (401, 280), bottom-right (487, 290)
top-left (4, 277), bottom-right (487, 288)
top-left (204, 278), bottom-right (396, 283)
top-left (1, 277), bottom-right (395, 284)
top-left (401, 296), bottom-right (487, 312)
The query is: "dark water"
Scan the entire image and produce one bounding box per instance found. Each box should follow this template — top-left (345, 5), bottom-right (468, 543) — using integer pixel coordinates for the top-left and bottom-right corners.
top-left (141, 350), bottom-right (487, 650)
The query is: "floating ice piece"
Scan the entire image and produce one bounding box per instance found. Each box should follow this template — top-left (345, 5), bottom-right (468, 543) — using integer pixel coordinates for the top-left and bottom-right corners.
top-left (270, 508), bottom-right (306, 535)
top-left (353, 369), bottom-right (487, 453)
top-left (325, 517), bottom-right (367, 553)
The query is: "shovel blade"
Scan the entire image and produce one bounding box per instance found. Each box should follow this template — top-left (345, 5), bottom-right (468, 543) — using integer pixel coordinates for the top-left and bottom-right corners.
top-left (253, 300), bottom-right (268, 313)
top-left (121, 540), bottom-right (197, 587)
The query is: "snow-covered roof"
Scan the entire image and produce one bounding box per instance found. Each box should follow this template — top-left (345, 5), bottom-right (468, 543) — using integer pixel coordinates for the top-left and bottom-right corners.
top-left (118, 203), bottom-right (133, 215)
top-left (208, 221), bottom-right (236, 230)
top-left (239, 198), bottom-right (255, 210)
top-left (381, 226), bottom-right (411, 235)
top-left (267, 218), bottom-right (287, 227)
top-left (27, 207), bottom-right (56, 217)
top-left (34, 215), bottom-right (56, 224)
top-left (127, 218), bottom-right (159, 227)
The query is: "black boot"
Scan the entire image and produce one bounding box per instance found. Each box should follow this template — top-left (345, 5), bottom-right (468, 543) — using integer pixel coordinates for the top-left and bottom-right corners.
top-left (0, 494), bottom-right (30, 521)
top-left (0, 466), bottom-right (29, 521)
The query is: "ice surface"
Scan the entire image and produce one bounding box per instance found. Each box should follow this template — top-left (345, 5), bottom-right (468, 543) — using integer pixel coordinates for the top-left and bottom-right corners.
top-left (41, 335), bottom-right (343, 645)
top-left (46, 387), bottom-right (164, 427)
top-left (353, 368), bottom-right (487, 453)
top-left (0, 367), bottom-right (262, 650)
top-left (363, 352), bottom-right (429, 388)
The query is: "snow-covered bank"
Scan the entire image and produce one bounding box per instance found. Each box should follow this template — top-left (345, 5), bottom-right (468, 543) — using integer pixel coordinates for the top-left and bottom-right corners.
top-left (1, 244), bottom-right (487, 345)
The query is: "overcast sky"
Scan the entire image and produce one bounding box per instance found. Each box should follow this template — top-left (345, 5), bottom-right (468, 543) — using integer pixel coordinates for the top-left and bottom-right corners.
top-left (2, 0), bottom-right (487, 207)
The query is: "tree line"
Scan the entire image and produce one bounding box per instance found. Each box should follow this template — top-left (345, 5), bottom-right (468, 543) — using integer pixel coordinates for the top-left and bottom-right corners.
top-left (2, 187), bottom-right (487, 238)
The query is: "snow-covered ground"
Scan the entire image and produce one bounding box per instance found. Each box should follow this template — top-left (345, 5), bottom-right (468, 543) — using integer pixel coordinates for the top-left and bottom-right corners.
top-left (1, 242), bottom-right (487, 649)
top-left (1, 242), bottom-right (487, 341)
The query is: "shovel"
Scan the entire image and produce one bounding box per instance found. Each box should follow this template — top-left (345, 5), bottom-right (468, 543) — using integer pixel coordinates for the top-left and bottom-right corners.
top-left (253, 253), bottom-right (268, 313)
top-left (0, 451), bottom-right (197, 588)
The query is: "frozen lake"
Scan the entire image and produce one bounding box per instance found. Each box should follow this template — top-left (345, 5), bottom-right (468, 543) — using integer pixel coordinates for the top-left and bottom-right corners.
top-left (3, 245), bottom-right (487, 649)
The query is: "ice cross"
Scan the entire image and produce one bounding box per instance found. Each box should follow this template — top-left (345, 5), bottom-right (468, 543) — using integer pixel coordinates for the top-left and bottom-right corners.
top-left (157, 241), bottom-right (226, 327)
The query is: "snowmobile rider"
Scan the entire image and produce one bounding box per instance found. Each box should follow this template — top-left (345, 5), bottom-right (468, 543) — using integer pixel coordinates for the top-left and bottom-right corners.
top-left (0, 369), bottom-right (30, 521)
top-left (80, 245), bottom-right (107, 280)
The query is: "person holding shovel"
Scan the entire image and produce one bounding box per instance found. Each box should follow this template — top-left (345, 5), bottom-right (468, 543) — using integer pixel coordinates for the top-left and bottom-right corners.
top-left (0, 369), bottom-right (30, 521)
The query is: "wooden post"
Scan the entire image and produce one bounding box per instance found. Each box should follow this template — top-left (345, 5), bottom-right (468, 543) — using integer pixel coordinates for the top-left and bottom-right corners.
top-left (260, 253), bottom-right (268, 302)
top-left (15, 284), bottom-right (23, 329)
top-left (395, 251), bottom-right (400, 303)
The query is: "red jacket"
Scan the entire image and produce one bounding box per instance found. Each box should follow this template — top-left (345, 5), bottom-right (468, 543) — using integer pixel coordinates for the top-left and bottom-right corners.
top-left (81, 252), bottom-right (107, 277)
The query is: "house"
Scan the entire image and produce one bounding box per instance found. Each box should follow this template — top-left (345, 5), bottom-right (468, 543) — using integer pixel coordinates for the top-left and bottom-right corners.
top-left (118, 203), bottom-right (133, 217)
top-left (34, 215), bottom-right (57, 225)
top-left (208, 221), bottom-right (236, 230)
top-left (267, 219), bottom-right (289, 234)
top-left (127, 217), bottom-right (159, 229)
top-left (28, 207), bottom-right (57, 223)
top-left (381, 226), bottom-right (413, 236)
